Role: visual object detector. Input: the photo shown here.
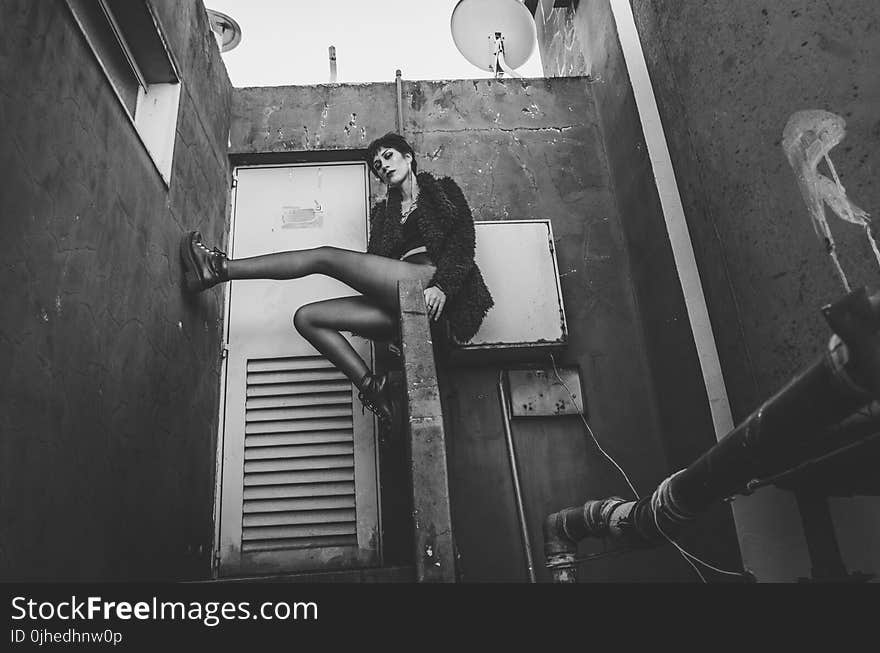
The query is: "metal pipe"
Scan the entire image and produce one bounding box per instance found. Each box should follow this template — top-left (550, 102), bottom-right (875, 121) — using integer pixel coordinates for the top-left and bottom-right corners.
top-left (395, 69), bottom-right (404, 134)
top-left (498, 371), bottom-right (537, 582)
top-left (669, 348), bottom-right (868, 519)
top-left (544, 287), bottom-right (880, 580)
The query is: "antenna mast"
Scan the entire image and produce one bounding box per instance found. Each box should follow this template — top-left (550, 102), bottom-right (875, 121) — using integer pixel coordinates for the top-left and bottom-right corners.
top-left (329, 45), bottom-right (337, 82)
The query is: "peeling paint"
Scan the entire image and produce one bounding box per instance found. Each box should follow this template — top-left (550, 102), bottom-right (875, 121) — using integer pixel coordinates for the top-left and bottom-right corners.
top-left (428, 145), bottom-right (444, 161)
top-left (343, 112), bottom-right (358, 138)
top-left (301, 126), bottom-right (310, 149)
top-left (783, 110), bottom-right (877, 291)
top-left (521, 103), bottom-right (542, 118)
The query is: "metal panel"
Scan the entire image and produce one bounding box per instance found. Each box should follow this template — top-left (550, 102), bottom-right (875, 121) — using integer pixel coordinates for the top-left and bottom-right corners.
top-left (508, 367), bottom-right (585, 418)
top-left (460, 220), bottom-right (567, 349)
top-left (218, 162), bottom-right (379, 577)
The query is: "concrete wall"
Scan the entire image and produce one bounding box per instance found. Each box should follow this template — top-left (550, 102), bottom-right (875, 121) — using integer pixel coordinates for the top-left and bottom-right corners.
top-left (534, 0), bottom-right (742, 572)
top-left (0, 0), bottom-right (232, 580)
top-left (533, 0), bottom-right (880, 580)
top-left (628, 0), bottom-right (880, 582)
top-left (231, 77), bottom-right (739, 581)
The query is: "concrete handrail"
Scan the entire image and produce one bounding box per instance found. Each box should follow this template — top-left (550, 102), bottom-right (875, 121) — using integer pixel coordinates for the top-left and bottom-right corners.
top-left (397, 279), bottom-right (456, 582)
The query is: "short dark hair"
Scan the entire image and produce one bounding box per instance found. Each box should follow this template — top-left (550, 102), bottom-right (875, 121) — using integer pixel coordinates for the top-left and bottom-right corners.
top-left (365, 132), bottom-right (418, 177)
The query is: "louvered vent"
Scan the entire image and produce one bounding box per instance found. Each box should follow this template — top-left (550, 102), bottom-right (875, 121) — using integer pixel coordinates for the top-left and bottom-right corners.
top-left (242, 355), bottom-right (357, 552)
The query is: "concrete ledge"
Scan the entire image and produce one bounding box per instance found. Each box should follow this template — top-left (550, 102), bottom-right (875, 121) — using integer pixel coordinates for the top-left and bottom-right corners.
top-left (398, 280), bottom-right (456, 583)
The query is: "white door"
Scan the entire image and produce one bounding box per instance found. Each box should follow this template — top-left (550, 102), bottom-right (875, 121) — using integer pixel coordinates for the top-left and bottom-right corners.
top-left (217, 162), bottom-right (380, 577)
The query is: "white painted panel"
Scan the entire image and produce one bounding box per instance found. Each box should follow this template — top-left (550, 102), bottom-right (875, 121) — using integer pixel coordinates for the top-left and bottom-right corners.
top-left (463, 220), bottom-right (567, 348)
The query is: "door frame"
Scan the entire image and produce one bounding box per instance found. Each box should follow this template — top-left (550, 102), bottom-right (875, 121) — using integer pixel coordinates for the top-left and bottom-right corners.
top-left (210, 153), bottom-right (377, 579)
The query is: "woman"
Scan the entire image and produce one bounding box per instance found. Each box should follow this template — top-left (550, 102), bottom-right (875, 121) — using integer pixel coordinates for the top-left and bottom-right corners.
top-left (181, 132), bottom-right (493, 422)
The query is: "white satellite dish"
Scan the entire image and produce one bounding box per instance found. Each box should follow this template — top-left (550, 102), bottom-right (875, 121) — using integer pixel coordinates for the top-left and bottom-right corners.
top-left (206, 9), bottom-right (242, 53)
top-left (450, 0), bottom-right (537, 78)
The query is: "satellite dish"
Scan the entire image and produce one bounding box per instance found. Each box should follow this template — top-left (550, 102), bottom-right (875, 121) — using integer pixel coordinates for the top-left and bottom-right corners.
top-left (450, 0), bottom-right (537, 78)
top-left (206, 9), bottom-right (242, 53)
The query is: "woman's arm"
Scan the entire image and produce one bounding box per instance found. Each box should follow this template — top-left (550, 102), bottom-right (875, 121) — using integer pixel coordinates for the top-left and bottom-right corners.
top-left (428, 177), bottom-right (476, 298)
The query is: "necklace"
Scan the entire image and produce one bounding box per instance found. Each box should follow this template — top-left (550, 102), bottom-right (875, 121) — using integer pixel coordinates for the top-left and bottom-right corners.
top-left (400, 198), bottom-right (418, 224)
top-left (400, 173), bottom-right (420, 224)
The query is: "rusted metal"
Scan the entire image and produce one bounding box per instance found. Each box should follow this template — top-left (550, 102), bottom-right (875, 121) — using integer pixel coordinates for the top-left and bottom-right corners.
top-left (508, 367), bottom-right (584, 417)
top-left (543, 511), bottom-right (578, 583)
top-left (398, 279), bottom-right (456, 582)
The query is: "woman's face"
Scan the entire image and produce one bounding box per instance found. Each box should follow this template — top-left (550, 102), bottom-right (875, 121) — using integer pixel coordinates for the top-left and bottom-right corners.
top-left (371, 146), bottom-right (412, 187)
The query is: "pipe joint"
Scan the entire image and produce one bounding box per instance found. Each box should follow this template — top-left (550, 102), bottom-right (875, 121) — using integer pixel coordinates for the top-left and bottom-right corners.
top-left (543, 496), bottom-right (630, 557)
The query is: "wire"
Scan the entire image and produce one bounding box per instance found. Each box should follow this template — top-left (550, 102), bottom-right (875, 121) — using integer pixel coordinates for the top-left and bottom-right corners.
top-left (650, 483), bottom-right (744, 580)
top-left (549, 353), bottom-right (748, 582)
top-left (549, 354), bottom-right (640, 500)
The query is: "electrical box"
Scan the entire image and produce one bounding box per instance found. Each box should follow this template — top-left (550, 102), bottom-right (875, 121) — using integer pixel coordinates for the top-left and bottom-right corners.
top-left (454, 220), bottom-right (567, 355)
top-left (508, 367), bottom-right (585, 418)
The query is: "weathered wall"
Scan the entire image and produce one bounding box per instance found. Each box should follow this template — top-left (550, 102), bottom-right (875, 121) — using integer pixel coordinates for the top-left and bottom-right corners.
top-left (629, 0), bottom-right (880, 437)
top-left (230, 77), bottom-right (738, 581)
top-left (0, 0), bottom-right (232, 580)
top-left (628, 0), bottom-right (880, 582)
top-left (532, 0), bottom-right (880, 580)
top-left (534, 0), bottom-right (742, 572)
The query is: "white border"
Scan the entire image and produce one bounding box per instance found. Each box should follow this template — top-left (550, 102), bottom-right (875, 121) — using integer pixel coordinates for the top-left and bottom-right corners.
top-left (609, 0), bottom-right (734, 439)
top-left (63, 0), bottom-right (182, 187)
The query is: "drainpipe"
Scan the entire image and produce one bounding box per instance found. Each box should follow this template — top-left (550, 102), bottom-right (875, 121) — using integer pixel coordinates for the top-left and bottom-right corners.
top-left (498, 371), bottom-right (537, 583)
top-left (544, 287), bottom-right (880, 582)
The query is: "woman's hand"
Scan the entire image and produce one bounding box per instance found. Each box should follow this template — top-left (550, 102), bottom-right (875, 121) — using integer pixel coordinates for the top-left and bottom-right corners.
top-left (424, 285), bottom-right (447, 321)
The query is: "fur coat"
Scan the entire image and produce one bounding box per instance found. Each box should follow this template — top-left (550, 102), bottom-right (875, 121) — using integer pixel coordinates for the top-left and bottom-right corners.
top-left (367, 171), bottom-right (494, 342)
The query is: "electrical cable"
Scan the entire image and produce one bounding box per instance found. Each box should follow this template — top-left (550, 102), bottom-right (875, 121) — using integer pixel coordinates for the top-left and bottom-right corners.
top-left (549, 354), bottom-right (640, 500)
top-left (549, 354), bottom-right (748, 582)
top-left (650, 478), bottom-right (744, 580)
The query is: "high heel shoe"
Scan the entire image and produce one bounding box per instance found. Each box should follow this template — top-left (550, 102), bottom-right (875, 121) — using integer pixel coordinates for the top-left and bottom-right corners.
top-left (358, 372), bottom-right (393, 423)
top-left (180, 231), bottom-right (229, 292)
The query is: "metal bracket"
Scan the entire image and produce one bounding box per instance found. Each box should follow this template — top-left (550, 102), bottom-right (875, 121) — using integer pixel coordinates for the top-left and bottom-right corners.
top-left (822, 287), bottom-right (880, 396)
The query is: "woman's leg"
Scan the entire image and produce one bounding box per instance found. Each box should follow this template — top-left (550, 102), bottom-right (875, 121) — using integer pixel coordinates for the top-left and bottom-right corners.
top-left (182, 234), bottom-right (434, 420)
top-left (292, 296), bottom-right (396, 384)
top-left (293, 296), bottom-right (398, 421)
top-left (227, 246), bottom-right (435, 309)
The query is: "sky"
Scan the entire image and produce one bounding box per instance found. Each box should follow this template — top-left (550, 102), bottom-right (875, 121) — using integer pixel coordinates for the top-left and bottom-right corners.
top-left (204, 0), bottom-right (544, 87)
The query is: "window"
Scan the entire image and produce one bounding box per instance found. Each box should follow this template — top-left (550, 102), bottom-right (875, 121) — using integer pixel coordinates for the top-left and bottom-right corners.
top-left (65, 0), bottom-right (182, 185)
